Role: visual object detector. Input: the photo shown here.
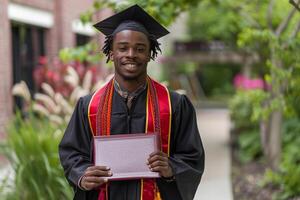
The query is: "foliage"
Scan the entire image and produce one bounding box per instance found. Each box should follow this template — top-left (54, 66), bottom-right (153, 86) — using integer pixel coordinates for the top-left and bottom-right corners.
top-left (237, 129), bottom-right (262, 164)
top-left (229, 90), bottom-right (269, 130)
top-left (263, 118), bottom-right (300, 199)
top-left (19, 42), bottom-right (113, 127)
top-left (6, 43), bottom-right (114, 199)
top-left (81, 0), bottom-right (201, 26)
top-left (191, 0), bottom-right (300, 196)
top-left (290, 0), bottom-right (300, 12)
top-left (229, 90), bottom-right (267, 163)
top-left (0, 111), bottom-right (73, 200)
top-left (14, 68), bottom-right (113, 128)
top-left (34, 43), bottom-right (108, 97)
top-left (199, 63), bottom-right (239, 97)
top-left (188, 0), bottom-right (300, 109)
top-left (176, 61), bottom-right (198, 75)
top-left (285, 65), bottom-right (300, 118)
top-left (188, 0), bottom-right (296, 43)
top-left (187, 0), bottom-right (244, 43)
top-left (59, 42), bottom-right (104, 65)
top-left (236, 3), bottom-right (300, 117)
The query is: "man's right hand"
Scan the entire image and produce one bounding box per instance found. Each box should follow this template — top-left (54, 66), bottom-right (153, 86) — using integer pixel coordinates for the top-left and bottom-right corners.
top-left (80, 166), bottom-right (112, 191)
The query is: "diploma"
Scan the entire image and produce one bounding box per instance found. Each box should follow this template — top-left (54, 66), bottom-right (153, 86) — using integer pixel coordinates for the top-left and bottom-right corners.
top-left (94, 133), bottom-right (160, 180)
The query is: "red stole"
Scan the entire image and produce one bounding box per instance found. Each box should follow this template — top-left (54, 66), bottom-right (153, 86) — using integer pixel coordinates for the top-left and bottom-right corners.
top-left (88, 77), bottom-right (172, 200)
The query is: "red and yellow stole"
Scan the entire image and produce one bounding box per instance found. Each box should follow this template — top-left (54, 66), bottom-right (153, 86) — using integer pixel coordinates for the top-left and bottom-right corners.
top-left (88, 77), bottom-right (172, 200)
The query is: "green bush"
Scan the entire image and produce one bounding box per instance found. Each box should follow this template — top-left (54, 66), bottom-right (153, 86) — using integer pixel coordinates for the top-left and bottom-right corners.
top-left (237, 129), bottom-right (262, 163)
top-left (229, 91), bottom-right (254, 130)
top-left (0, 111), bottom-right (73, 200)
top-left (263, 118), bottom-right (300, 199)
top-left (229, 90), bottom-right (268, 130)
top-left (229, 90), bottom-right (269, 163)
top-left (200, 64), bottom-right (239, 98)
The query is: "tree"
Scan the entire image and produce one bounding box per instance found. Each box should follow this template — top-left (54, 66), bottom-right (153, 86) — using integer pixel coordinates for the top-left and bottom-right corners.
top-left (81, 0), bottom-right (201, 26)
top-left (290, 0), bottom-right (300, 11)
top-left (188, 0), bottom-right (300, 169)
top-left (245, 0), bottom-right (300, 169)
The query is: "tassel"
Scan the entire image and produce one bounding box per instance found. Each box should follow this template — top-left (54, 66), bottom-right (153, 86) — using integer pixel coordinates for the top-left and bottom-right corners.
top-left (154, 191), bottom-right (162, 200)
top-left (154, 184), bottom-right (162, 200)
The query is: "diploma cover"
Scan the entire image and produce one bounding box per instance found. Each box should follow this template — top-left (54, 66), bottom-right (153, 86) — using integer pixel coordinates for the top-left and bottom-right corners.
top-left (94, 133), bottom-right (160, 180)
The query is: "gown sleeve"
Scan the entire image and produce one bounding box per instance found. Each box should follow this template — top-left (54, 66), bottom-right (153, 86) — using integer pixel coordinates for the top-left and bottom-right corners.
top-left (168, 94), bottom-right (205, 200)
top-left (58, 96), bottom-right (93, 190)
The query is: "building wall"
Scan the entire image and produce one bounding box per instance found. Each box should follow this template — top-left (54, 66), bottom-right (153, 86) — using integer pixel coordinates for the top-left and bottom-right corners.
top-left (9, 0), bottom-right (95, 57)
top-left (11, 0), bottom-right (54, 11)
top-left (0, 0), bottom-right (107, 136)
top-left (0, 0), bottom-right (13, 137)
top-left (49, 0), bottom-right (96, 57)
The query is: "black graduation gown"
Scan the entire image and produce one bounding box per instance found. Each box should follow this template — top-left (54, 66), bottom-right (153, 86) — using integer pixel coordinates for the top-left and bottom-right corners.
top-left (59, 88), bottom-right (205, 200)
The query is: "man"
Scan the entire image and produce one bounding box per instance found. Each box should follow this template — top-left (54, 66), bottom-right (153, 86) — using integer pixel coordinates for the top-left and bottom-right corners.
top-left (59, 4), bottom-right (204, 200)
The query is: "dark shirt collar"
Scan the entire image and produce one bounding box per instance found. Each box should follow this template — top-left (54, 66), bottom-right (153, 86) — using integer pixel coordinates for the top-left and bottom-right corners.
top-left (114, 79), bottom-right (147, 109)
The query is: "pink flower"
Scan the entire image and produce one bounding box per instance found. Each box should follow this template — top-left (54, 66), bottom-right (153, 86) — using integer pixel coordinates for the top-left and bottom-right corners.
top-left (38, 56), bottom-right (48, 65)
top-left (233, 74), bottom-right (265, 90)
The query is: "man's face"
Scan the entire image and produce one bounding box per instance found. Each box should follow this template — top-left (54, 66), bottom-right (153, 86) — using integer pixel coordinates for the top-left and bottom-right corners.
top-left (110, 30), bottom-right (151, 82)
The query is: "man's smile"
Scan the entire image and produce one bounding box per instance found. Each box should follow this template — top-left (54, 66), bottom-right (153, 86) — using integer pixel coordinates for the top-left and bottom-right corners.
top-left (122, 62), bottom-right (139, 71)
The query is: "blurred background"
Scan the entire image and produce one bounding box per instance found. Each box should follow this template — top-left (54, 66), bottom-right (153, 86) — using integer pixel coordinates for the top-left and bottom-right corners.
top-left (0, 0), bottom-right (300, 199)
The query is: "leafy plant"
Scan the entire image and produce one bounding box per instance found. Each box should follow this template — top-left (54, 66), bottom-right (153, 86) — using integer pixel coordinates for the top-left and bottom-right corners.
top-left (34, 43), bottom-right (109, 98)
top-left (199, 63), bottom-right (239, 98)
top-left (229, 90), bottom-right (269, 130)
top-left (4, 43), bottom-right (114, 199)
top-left (229, 90), bottom-right (269, 163)
top-left (14, 64), bottom-right (113, 127)
top-left (0, 111), bottom-right (73, 200)
top-left (80, 0), bottom-right (201, 26)
top-left (263, 118), bottom-right (300, 199)
top-left (237, 129), bottom-right (262, 163)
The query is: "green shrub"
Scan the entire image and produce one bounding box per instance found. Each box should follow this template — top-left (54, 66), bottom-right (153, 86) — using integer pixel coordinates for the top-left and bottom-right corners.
top-left (198, 63), bottom-right (239, 98)
top-left (0, 111), bottom-right (73, 200)
top-left (237, 129), bottom-right (262, 163)
top-left (229, 90), bottom-right (269, 163)
top-left (263, 118), bottom-right (300, 199)
top-left (229, 91), bottom-right (255, 130)
top-left (229, 90), bottom-right (268, 130)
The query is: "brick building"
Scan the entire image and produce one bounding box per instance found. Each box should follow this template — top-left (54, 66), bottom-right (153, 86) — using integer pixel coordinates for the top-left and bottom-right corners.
top-left (0, 0), bottom-right (112, 136)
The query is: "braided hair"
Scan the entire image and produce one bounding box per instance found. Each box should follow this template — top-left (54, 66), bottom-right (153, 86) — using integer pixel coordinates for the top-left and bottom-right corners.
top-left (102, 34), bottom-right (162, 63)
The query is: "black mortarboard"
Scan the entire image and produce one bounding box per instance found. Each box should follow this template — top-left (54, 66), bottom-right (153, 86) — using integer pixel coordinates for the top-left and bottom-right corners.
top-left (93, 4), bottom-right (169, 39)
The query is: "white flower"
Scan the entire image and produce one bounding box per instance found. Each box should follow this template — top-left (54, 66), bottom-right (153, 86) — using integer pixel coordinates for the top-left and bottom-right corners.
top-left (64, 115), bottom-right (71, 123)
top-left (41, 83), bottom-right (55, 98)
top-left (53, 129), bottom-right (63, 139)
top-left (55, 93), bottom-right (73, 115)
top-left (64, 66), bottom-right (79, 87)
top-left (34, 93), bottom-right (60, 113)
top-left (33, 103), bottom-right (50, 116)
top-left (91, 74), bottom-right (114, 92)
top-left (70, 87), bottom-right (81, 104)
top-left (161, 81), bottom-right (169, 87)
top-left (104, 74), bottom-right (114, 83)
top-left (70, 87), bottom-right (88, 102)
top-left (49, 114), bottom-right (64, 125)
top-left (91, 80), bottom-right (104, 92)
top-left (12, 81), bottom-right (31, 103)
top-left (82, 70), bottom-right (92, 91)
top-left (76, 89), bottom-right (89, 99)
top-left (175, 89), bottom-right (187, 95)
top-left (54, 93), bottom-right (64, 104)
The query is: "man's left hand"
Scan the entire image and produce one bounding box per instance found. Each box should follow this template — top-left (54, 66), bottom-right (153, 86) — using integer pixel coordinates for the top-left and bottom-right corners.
top-left (147, 151), bottom-right (173, 178)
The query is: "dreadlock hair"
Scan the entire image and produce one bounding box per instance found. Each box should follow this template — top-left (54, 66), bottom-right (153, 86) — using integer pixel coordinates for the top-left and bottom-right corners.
top-left (102, 34), bottom-right (162, 63)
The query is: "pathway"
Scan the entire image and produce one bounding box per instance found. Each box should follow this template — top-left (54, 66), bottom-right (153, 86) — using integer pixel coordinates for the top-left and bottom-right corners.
top-left (194, 108), bottom-right (233, 200)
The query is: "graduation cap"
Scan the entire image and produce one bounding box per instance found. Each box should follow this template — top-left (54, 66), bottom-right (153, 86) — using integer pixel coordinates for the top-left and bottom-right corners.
top-left (93, 4), bottom-right (169, 39)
